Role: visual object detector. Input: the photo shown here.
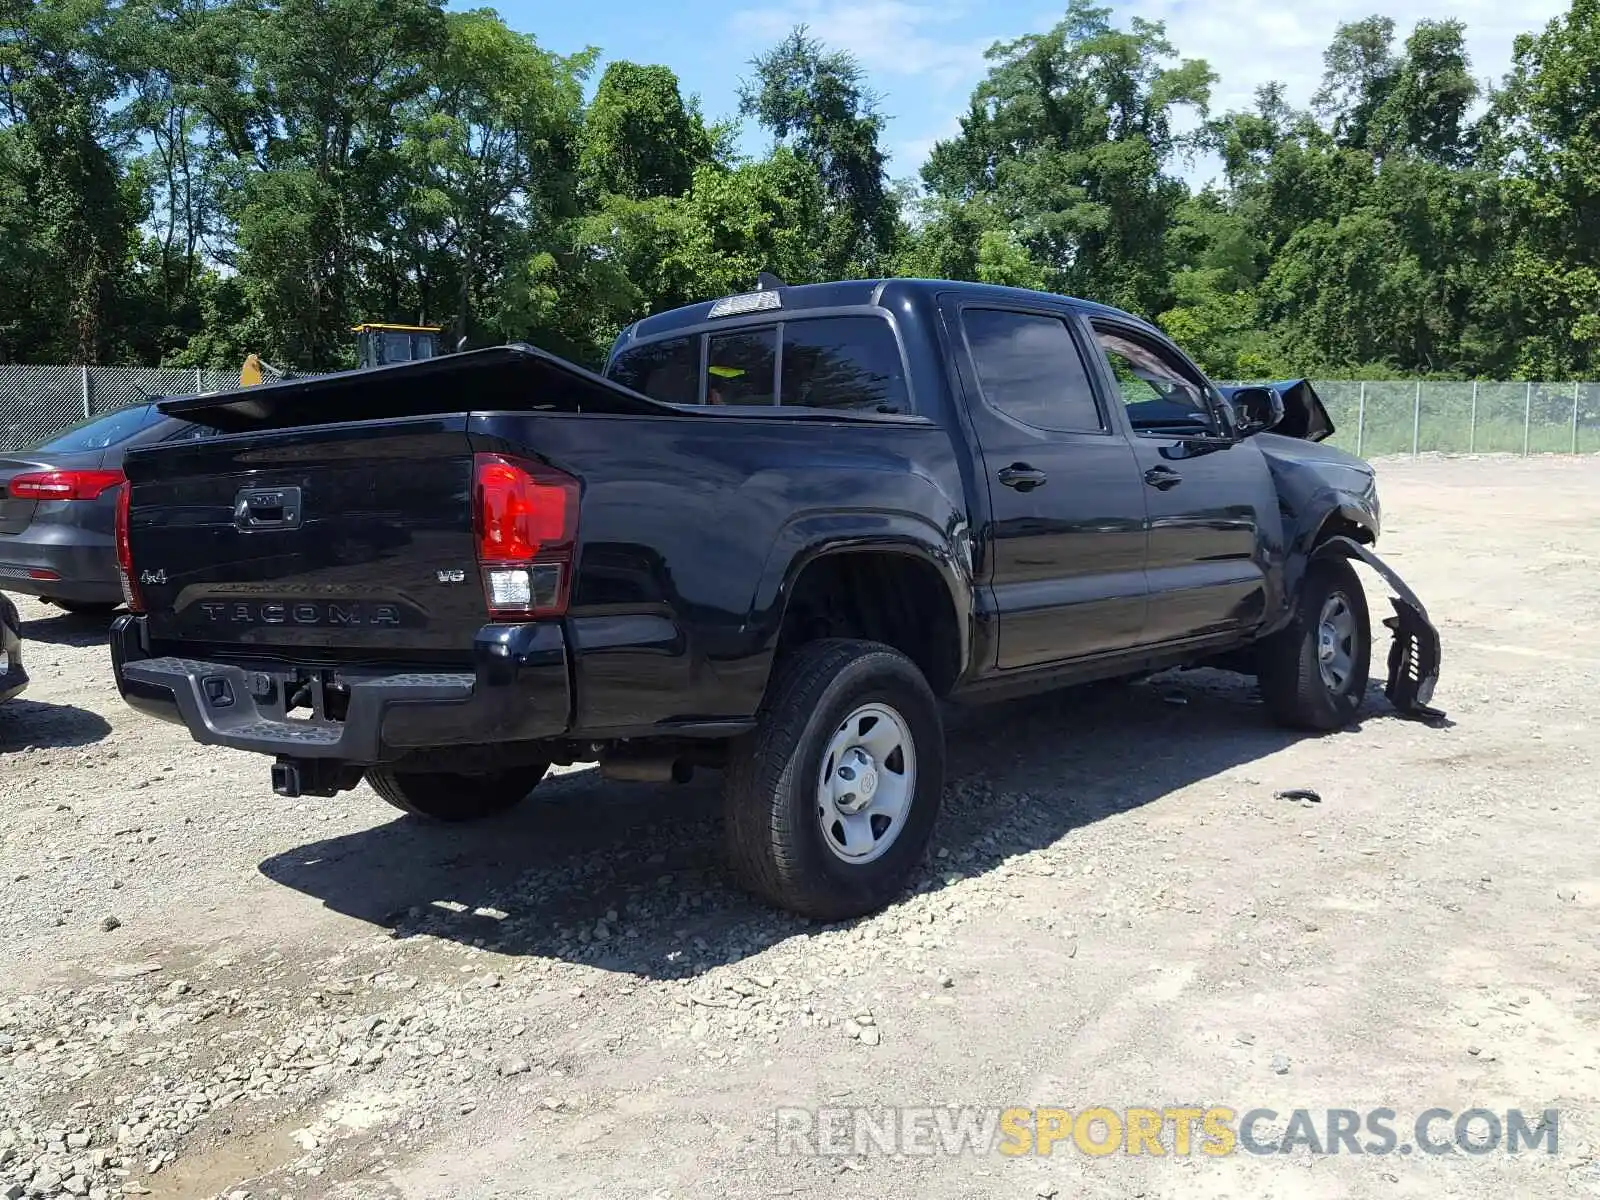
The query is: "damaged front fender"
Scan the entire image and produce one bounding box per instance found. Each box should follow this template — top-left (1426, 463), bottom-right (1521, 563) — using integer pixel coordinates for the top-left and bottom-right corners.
top-left (1314, 536), bottom-right (1443, 720)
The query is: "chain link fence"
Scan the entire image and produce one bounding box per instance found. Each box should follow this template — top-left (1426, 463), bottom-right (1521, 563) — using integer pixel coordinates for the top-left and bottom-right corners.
top-left (2, 365), bottom-right (1598, 455)
top-left (0, 365), bottom-right (244, 451)
top-left (1302, 380), bottom-right (1600, 457)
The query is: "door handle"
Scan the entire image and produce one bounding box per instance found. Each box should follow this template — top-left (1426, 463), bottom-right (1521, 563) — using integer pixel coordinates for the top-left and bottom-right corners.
top-left (998, 464), bottom-right (1047, 491)
top-left (1143, 465), bottom-right (1182, 490)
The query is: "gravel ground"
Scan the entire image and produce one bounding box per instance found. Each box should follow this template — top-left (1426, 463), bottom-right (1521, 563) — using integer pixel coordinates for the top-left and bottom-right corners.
top-left (1, 453), bottom-right (1598, 1200)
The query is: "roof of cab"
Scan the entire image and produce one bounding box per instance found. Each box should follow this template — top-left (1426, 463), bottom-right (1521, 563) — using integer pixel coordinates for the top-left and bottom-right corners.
top-left (611, 278), bottom-right (1158, 351)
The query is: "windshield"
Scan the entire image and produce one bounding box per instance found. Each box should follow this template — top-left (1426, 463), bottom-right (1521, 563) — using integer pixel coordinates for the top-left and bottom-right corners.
top-left (27, 404), bottom-right (163, 453)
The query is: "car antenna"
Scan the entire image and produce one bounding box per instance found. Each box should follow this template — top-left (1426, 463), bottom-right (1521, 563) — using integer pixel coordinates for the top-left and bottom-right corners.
top-left (755, 271), bottom-right (787, 291)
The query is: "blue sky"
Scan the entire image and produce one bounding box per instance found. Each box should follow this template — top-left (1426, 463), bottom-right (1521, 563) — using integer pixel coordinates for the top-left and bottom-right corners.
top-left (493, 0), bottom-right (1570, 187)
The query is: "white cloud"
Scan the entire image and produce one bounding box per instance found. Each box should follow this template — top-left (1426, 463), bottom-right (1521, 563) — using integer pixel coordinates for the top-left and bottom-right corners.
top-left (730, 0), bottom-right (991, 86)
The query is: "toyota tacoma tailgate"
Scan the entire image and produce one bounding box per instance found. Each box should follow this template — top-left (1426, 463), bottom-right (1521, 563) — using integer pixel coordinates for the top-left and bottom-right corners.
top-left (125, 417), bottom-right (486, 655)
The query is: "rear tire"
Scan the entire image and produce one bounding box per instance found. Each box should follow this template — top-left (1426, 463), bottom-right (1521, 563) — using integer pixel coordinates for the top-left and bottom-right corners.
top-left (366, 762), bottom-right (550, 822)
top-left (724, 638), bottom-right (945, 921)
top-left (52, 600), bottom-right (119, 616)
top-left (1258, 558), bottom-right (1371, 731)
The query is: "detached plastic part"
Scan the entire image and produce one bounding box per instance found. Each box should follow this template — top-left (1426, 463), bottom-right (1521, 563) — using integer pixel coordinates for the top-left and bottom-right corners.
top-left (1313, 535), bottom-right (1444, 721)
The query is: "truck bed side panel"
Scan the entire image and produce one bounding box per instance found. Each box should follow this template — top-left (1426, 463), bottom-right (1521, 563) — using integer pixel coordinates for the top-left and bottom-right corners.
top-left (468, 412), bottom-right (969, 735)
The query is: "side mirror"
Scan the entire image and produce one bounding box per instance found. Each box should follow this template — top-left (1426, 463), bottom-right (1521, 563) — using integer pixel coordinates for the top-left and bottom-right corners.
top-left (1230, 385), bottom-right (1285, 438)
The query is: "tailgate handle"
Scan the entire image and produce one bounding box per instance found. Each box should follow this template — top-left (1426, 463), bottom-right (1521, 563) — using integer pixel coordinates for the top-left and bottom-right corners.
top-left (234, 486), bottom-right (303, 531)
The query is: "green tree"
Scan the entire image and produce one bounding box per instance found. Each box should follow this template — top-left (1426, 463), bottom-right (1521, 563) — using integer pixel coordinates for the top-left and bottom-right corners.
top-left (194, 0), bottom-right (450, 368)
top-left (897, 194), bottom-right (1045, 289)
top-left (1, 0), bottom-right (1588, 383)
top-left (393, 11), bottom-right (593, 349)
top-left (1482, 0), bottom-right (1600, 377)
top-left (740, 26), bottom-right (898, 276)
top-left (920, 0), bottom-right (1214, 317)
top-left (112, 0), bottom-right (233, 364)
top-left (1370, 20), bottom-right (1478, 165)
top-left (562, 59), bottom-right (728, 349)
top-left (1157, 192), bottom-right (1280, 377)
top-left (580, 61), bottom-right (720, 201)
top-left (1184, 15), bottom-right (1504, 377)
top-left (679, 148), bottom-right (829, 292)
top-left (1205, 83), bottom-right (1302, 190)
top-left (0, 0), bottom-right (138, 362)
top-left (1312, 16), bottom-right (1400, 153)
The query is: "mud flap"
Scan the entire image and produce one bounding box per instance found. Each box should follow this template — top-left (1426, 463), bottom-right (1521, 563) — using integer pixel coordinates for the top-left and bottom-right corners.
top-left (1313, 536), bottom-right (1444, 721)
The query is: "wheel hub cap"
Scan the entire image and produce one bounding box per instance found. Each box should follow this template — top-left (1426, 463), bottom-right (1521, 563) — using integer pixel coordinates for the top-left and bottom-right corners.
top-left (832, 748), bottom-right (881, 814)
top-left (816, 703), bottom-right (916, 865)
top-left (1316, 591), bottom-right (1357, 692)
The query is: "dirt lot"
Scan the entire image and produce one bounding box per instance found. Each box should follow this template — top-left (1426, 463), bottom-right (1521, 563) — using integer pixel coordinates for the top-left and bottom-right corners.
top-left (2, 454), bottom-right (1598, 1200)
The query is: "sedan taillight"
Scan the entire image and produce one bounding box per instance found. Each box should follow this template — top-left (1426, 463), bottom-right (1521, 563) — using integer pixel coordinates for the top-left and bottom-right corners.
top-left (8, 468), bottom-right (126, 500)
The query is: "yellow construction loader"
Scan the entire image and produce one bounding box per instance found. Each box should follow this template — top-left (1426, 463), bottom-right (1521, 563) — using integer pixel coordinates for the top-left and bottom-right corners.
top-left (238, 323), bottom-right (444, 387)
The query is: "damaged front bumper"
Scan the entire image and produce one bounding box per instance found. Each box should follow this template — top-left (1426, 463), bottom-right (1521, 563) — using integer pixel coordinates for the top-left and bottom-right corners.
top-left (1315, 536), bottom-right (1443, 720)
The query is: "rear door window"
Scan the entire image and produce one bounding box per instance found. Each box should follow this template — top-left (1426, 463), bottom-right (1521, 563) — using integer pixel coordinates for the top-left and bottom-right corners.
top-left (780, 317), bottom-right (907, 413)
top-left (961, 309), bottom-right (1104, 433)
top-left (609, 315), bottom-right (908, 412)
top-left (608, 335), bottom-right (701, 405)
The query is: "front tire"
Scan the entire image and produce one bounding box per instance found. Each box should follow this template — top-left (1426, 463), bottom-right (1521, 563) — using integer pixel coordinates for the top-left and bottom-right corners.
top-left (724, 639), bottom-right (945, 920)
top-left (366, 762), bottom-right (550, 822)
top-left (1259, 558), bottom-right (1372, 730)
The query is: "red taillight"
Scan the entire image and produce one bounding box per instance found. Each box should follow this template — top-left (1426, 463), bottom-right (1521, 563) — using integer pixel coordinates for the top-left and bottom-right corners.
top-left (8, 468), bottom-right (126, 501)
top-left (472, 453), bottom-right (579, 619)
top-left (114, 482), bottom-right (143, 613)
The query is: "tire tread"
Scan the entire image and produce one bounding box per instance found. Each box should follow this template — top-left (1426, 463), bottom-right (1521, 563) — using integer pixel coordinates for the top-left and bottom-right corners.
top-left (1259, 558), bottom-right (1370, 731)
top-left (724, 638), bottom-right (940, 919)
top-left (366, 763), bottom-right (549, 822)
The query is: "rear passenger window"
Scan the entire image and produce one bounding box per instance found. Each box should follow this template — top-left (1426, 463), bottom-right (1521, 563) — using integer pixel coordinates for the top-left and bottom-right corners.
top-left (608, 335), bottom-right (699, 405)
top-left (705, 328), bottom-right (778, 405)
top-left (962, 309), bottom-right (1104, 433)
top-left (780, 317), bottom-right (907, 413)
top-left (609, 316), bottom-right (909, 412)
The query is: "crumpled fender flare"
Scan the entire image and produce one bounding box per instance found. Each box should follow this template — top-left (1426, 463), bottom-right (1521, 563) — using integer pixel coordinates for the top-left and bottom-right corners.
top-left (1313, 536), bottom-right (1444, 720)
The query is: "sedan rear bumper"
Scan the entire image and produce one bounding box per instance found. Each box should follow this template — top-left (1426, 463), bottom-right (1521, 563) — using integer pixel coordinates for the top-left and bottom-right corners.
top-left (0, 519), bottom-right (121, 604)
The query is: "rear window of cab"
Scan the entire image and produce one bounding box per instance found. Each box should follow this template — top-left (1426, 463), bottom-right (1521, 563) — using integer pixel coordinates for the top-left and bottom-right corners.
top-left (607, 315), bottom-right (909, 415)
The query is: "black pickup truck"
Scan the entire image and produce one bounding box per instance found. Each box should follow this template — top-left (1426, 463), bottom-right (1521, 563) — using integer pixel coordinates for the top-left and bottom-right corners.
top-left (109, 279), bottom-right (1440, 919)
